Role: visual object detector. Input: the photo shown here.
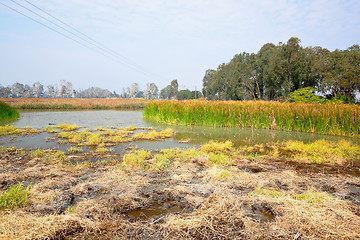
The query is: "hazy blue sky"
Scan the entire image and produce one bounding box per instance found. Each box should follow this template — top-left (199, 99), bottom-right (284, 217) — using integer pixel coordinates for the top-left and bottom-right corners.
top-left (1, 0), bottom-right (360, 92)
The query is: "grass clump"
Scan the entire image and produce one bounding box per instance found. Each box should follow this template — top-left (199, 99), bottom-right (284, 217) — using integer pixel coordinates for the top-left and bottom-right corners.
top-left (57, 124), bottom-right (79, 131)
top-left (283, 139), bottom-right (360, 165)
top-left (131, 128), bottom-right (173, 140)
top-left (0, 125), bottom-right (22, 136)
top-left (67, 147), bottom-right (83, 154)
top-left (0, 101), bottom-right (19, 121)
top-left (0, 183), bottom-right (30, 210)
top-left (31, 149), bottom-right (66, 164)
top-left (200, 140), bottom-right (234, 154)
top-left (121, 150), bottom-right (153, 170)
top-left (151, 154), bottom-right (171, 171)
top-left (208, 152), bottom-right (234, 165)
top-left (293, 188), bottom-right (331, 204)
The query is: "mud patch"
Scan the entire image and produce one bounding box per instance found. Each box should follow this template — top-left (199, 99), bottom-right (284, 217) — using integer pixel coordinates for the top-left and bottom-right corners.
top-left (242, 202), bottom-right (276, 223)
top-left (125, 201), bottom-right (183, 220)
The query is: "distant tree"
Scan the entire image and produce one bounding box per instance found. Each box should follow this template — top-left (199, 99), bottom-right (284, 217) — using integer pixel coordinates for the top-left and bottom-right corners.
top-left (170, 79), bottom-right (179, 98)
top-left (11, 83), bottom-right (25, 98)
top-left (177, 89), bottom-right (192, 100)
top-left (75, 87), bottom-right (113, 98)
top-left (31, 82), bottom-right (44, 98)
top-left (160, 80), bottom-right (179, 99)
top-left (143, 83), bottom-right (159, 99)
top-left (126, 83), bottom-right (140, 98)
top-left (45, 85), bottom-right (56, 98)
top-left (0, 85), bottom-right (11, 98)
top-left (57, 80), bottom-right (73, 98)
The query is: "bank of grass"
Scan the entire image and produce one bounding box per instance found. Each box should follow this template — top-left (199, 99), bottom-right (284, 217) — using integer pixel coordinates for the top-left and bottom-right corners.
top-left (0, 101), bottom-right (20, 121)
top-left (144, 100), bottom-right (360, 137)
top-left (0, 98), bottom-right (150, 110)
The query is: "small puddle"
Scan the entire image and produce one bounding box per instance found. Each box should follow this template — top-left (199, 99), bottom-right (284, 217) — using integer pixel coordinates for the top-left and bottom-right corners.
top-left (125, 201), bottom-right (183, 220)
top-left (241, 167), bottom-right (263, 173)
top-left (242, 203), bottom-right (276, 223)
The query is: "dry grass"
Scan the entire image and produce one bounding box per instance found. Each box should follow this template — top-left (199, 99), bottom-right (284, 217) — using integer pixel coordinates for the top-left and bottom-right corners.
top-left (0, 139), bottom-right (359, 239)
top-left (0, 98), bottom-right (149, 109)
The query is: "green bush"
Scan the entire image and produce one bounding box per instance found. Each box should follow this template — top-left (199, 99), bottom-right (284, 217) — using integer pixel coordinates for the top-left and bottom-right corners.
top-left (288, 87), bottom-right (325, 103)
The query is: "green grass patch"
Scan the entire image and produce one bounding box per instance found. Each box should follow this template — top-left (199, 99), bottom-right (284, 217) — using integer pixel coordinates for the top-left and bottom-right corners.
top-left (0, 183), bottom-right (30, 210)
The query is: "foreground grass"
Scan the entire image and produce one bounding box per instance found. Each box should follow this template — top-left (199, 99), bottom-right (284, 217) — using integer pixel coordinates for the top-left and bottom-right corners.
top-left (0, 183), bottom-right (30, 210)
top-left (144, 100), bottom-right (360, 137)
top-left (0, 101), bottom-right (19, 121)
top-left (0, 139), bottom-right (359, 239)
top-left (0, 98), bottom-right (150, 110)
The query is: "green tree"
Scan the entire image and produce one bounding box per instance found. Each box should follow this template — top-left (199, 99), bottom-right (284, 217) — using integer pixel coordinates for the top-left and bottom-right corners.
top-left (160, 79), bottom-right (179, 99)
top-left (322, 45), bottom-right (360, 102)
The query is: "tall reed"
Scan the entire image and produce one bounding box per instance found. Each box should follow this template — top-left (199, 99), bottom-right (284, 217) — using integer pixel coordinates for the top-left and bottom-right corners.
top-left (143, 100), bottom-right (360, 137)
top-left (0, 101), bottom-right (20, 121)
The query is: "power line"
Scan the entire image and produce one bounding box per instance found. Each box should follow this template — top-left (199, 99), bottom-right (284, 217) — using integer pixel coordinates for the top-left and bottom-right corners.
top-left (1, 0), bottom-right (168, 82)
top-left (11, 0), bottom-right (156, 78)
top-left (23, 0), bottom-right (158, 77)
top-left (7, 0), bottom-right (153, 77)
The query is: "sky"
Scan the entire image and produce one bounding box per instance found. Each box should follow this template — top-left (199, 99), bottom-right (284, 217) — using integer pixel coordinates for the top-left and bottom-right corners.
top-left (1, 0), bottom-right (360, 93)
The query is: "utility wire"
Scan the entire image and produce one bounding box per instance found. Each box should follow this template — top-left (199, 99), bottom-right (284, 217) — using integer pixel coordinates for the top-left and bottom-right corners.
top-left (23, 0), bottom-right (157, 77)
top-left (8, 0), bottom-right (153, 77)
top-left (1, 0), bottom-right (168, 81)
top-left (12, 0), bottom-right (155, 77)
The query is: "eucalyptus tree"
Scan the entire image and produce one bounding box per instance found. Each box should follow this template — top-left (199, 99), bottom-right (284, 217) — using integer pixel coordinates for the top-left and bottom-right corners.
top-left (322, 45), bottom-right (360, 101)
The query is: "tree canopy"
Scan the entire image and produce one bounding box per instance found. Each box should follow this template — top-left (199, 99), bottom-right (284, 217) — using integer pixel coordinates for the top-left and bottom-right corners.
top-left (202, 37), bottom-right (360, 103)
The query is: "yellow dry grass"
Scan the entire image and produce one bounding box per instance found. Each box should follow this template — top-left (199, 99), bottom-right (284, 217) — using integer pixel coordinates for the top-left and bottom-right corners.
top-left (0, 98), bottom-right (149, 108)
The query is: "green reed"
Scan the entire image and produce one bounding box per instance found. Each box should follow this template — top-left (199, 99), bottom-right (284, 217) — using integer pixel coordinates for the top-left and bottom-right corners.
top-left (143, 100), bottom-right (360, 137)
top-left (0, 101), bottom-right (20, 121)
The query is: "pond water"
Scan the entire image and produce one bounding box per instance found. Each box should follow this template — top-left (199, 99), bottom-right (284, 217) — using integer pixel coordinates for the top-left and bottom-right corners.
top-left (1, 110), bottom-right (359, 152)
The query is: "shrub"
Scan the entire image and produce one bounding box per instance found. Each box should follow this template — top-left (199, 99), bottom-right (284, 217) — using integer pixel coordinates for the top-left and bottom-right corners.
top-left (288, 87), bottom-right (325, 103)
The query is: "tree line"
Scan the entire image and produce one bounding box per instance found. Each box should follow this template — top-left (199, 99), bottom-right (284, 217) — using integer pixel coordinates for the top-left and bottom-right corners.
top-left (202, 37), bottom-right (360, 103)
top-left (0, 79), bottom-right (202, 100)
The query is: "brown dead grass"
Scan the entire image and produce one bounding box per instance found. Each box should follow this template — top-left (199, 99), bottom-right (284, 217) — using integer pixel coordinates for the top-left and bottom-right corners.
top-left (0, 98), bottom-right (149, 108)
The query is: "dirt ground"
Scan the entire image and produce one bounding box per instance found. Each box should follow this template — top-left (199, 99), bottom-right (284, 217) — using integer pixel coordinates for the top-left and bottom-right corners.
top-left (0, 142), bottom-right (359, 240)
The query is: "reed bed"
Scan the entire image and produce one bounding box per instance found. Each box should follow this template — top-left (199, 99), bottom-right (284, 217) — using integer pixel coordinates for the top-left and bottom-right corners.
top-left (0, 98), bottom-right (149, 110)
top-left (0, 101), bottom-right (19, 121)
top-left (144, 100), bottom-right (360, 137)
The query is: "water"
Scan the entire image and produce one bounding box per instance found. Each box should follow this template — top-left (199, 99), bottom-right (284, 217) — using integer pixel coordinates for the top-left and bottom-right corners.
top-left (1, 110), bottom-right (359, 151)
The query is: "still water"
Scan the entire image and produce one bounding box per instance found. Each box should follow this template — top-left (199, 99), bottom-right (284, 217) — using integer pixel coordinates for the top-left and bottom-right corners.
top-left (1, 110), bottom-right (359, 151)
